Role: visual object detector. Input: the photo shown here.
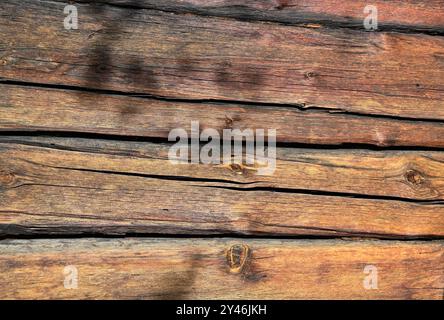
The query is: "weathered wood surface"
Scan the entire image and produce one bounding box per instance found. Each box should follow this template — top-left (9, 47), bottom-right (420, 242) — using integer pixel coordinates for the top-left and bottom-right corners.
top-left (1, 0), bottom-right (443, 301)
top-left (0, 239), bottom-right (442, 299)
top-left (69, 0), bottom-right (444, 32)
top-left (1, 136), bottom-right (444, 238)
top-left (1, 0), bottom-right (444, 120)
top-left (3, 84), bottom-right (444, 147)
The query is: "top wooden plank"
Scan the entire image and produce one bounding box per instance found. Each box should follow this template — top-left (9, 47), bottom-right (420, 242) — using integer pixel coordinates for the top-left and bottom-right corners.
top-left (1, 0), bottom-right (444, 120)
top-left (70, 0), bottom-right (444, 32)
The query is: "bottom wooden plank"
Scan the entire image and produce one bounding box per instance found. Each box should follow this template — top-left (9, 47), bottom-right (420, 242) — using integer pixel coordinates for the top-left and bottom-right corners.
top-left (0, 239), bottom-right (442, 299)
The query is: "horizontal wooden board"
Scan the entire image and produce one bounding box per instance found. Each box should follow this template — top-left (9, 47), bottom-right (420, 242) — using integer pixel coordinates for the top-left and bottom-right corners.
top-left (0, 238), bottom-right (442, 299)
top-left (3, 84), bottom-right (444, 147)
top-left (1, 137), bottom-right (444, 237)
top-left (1, 0), bottom-right (444, 120)
top-left (68, 0), bottom-right (444, 32)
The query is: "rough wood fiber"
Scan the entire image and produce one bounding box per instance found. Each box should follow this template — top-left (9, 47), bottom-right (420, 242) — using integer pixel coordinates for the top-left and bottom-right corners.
top-left (0, 239), bottom-right (442, 299)
top-left (3, 85), bottom-right (444, 147)
top-left (1, 137), bottom-right (443, 238)
top-left (1, 0), bottom-right (444, 120)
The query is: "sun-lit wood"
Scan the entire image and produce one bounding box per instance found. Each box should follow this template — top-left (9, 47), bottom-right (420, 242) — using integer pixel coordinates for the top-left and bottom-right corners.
top-left (0, 239), bottom-right (442, 299)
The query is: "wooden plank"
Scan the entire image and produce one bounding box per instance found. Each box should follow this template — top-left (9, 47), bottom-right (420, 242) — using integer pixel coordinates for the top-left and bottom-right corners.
top-left (3, 85), bottom-right (444, 147)
top-left (1, 137), bottom-right (444, 237)
top-left (0, 238), bottom-right (442, 299)
top-left (1, 0), bottom-right (444, 120)
top-left (69, 0), bottom-right (444, 32)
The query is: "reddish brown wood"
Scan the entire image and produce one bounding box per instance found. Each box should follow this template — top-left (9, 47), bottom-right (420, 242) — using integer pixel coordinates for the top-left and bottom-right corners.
top-left (71, 0), bottom-right (444, 31)
top-left (3, 85), bottom-right (444, 147)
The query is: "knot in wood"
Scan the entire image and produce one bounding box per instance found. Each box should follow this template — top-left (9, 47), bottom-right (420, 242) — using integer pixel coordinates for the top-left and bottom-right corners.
top-left (224, 116), bottom-right (234, 129)
top-left (275, 0), bottom-right (289, 10)
top-left (228, 163), bottom-right (256, 176)
top-left (226, 244), bottom-right (251, 274)
top-left (304, 71), bottom-right (317, 79)
top-left (405, 169), bottom-right (425, 186)
top-left (229, 163), bottom-right (244, 173)
top-left (0, 170), bottom-right (15, 186)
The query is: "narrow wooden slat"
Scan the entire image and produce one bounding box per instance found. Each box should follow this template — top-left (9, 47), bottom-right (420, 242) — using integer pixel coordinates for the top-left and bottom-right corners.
top-left (0, 238), bottom-right (442, 299)
top-left (1, 0), bottom-right (444, 120)
top-left (3, 85), bottom-right (444, 147)
top-left (70, 0), bottom-right (444, 32)
top-left (1, 137), bottom-right (443, 237)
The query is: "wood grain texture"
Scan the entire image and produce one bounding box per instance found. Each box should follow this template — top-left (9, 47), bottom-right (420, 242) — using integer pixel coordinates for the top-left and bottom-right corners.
top-left (68, 0), bottom-right (444, 32)
top-left (1, 0), bottom-right (444, 120)
top-left (1, 136), bottom-right (444, 238)
top-left (1, 1), bottom-right (443, 301)
top-left (3, 84), bottom-right (444, 147)
top-left (0, 238), bottom-right (442, 299)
